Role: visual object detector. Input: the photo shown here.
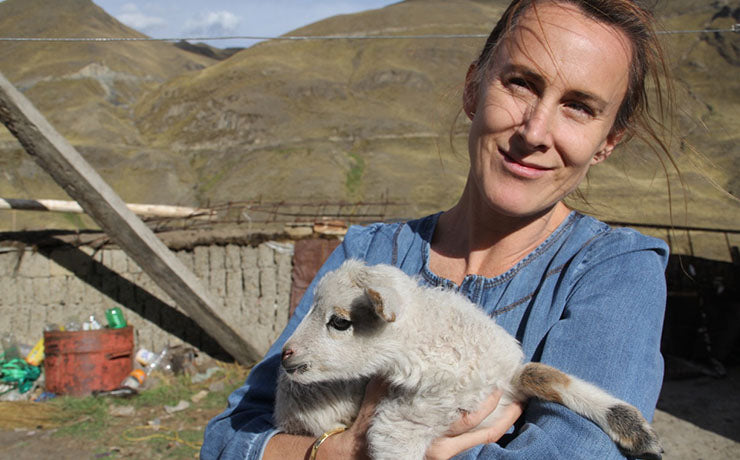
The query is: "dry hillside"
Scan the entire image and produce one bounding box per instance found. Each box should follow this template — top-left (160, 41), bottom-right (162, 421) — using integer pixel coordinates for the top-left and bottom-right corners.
top-left (0, 0), bottom-right (738, 230)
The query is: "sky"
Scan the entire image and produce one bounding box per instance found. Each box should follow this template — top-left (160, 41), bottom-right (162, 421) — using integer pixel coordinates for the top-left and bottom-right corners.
top-left (92, 0), bottom-right (400, 48)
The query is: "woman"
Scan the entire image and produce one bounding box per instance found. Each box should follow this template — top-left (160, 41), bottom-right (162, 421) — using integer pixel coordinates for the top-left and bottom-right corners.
top-left (202, 1), bottom-right (671, 458)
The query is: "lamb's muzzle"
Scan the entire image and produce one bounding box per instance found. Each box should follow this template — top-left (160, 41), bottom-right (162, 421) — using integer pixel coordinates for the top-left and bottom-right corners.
top-left (281, 347), bottom-right (309, 375)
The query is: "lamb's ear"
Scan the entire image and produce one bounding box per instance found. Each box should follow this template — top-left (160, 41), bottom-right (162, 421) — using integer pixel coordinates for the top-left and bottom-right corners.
top-left (344, 260), bottom-right (402, 322)
top-left (364, 287), bottom-right (398, 323)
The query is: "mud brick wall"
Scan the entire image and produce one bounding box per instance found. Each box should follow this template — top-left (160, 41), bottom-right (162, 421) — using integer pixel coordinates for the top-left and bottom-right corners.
top-left (0, 241), bottom-right (294, 360)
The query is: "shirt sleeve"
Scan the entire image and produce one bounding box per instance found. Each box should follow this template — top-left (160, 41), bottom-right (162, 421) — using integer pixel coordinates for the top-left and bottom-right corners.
top-left (460, 231), bottom-right (669, 459)
top-left (199, 224), bottom-right (380, 460)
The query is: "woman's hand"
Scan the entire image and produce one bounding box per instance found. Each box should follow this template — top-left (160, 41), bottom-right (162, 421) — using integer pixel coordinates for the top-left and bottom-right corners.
top-left (320, 377), bottom-right (388, 459)
top-left (424, 390), bottom-right (524, 460)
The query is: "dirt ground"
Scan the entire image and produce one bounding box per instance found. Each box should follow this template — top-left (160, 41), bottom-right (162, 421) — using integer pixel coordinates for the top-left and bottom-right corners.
top-left (0, 361), bottom-right (247, 460)
top-left (653, 365), bottom-right (740, 459)
top-left (0, 365), bottom-right (738, 459)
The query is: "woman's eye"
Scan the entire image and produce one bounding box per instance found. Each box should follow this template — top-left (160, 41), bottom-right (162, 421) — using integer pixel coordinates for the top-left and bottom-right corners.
top-left (328, 315), bottom-right (352, 331)
top-left (506, 77), bottom-right (532, 92)
top-left (566, 101), bottom-right (595, 117)
top-left (510, 77), bottom-right (528, 88)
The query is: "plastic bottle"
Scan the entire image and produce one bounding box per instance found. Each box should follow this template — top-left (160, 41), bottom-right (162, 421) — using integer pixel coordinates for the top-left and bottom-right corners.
top-left (1, 333), bottom-right (21, 360)
top-left (25, 337), bottom-right (45, 366)
top-left (135, 348), bottom-right (158, 367)
top-left (146, 347), bottom-right (170, 376)
top-left (82, 314), bottom-right (102, 331)
top-left (64, 318), bottom-right (81, 332)
top-left (105, 307), bottom-right (127, 329)
top-left (120, 368), bottom-right (147, 390)
top-left (119, 347), bottom-right (169, 390)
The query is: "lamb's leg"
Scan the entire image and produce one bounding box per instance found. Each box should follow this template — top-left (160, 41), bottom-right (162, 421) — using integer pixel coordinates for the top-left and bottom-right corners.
top-left (367, 399), bottom-right (451, 460)
top-left (513, 362), bottom-right (663, 460)
top-left (366, 419), bottom-right (432, 460)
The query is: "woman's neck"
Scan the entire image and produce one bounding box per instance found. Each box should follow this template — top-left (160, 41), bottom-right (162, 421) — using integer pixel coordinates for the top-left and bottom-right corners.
top-left (429, 186), bottom-right (572, 285)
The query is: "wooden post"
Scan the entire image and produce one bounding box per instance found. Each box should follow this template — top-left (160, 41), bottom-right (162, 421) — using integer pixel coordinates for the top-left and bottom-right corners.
top-left (0, 71), bottom-right (261, 365)
top-left (0, 197), bottom-right (214, 219)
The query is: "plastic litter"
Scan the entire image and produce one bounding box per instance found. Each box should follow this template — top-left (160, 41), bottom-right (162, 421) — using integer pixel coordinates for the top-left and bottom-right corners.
top-left (25, 337), bottom-right (45, 366)
top-left (93, 387), bottom-right (137, 398)
top-left (1, 356), bottom-right (41, 394)
top-left (82, 314), bottom-right (103, 331)
top-left (191, 367), bottom-right (221, 384)
top-left (105, 307), bottom-right (127, 329)
top-left (135, 348), bottom-right (157, 367)
top-left (1, 333), bottom-right (21, 361)
top-left (34, 392), bottom-right (57, 402)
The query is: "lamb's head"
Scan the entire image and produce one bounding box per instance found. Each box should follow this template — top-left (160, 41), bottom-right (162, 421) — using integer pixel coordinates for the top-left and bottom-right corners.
top-left (281, 260), bottom-right (408, 384)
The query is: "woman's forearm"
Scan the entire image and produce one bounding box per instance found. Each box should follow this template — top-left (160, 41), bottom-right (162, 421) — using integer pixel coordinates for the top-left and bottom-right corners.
top-left (264, 432), bottom-right (354, 460)
top-left (263, 433), bottom-right (313, 460)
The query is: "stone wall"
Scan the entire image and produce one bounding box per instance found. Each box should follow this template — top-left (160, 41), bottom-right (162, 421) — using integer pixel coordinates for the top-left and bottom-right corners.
top-left (0, 240), bottom-right (294, 360)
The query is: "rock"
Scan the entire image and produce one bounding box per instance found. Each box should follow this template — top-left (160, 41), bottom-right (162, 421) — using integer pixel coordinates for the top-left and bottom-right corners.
top-left (208, 380), bottom-right (226, 393)
top-left (108, 405), bottom-right (135, 417)
top-left (164, 400), bottom-right (190, 414)
top-left (190, 390), bottom-right (208, 404)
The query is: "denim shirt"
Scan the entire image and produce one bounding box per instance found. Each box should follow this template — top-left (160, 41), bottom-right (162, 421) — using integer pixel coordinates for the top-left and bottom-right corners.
top-left (201, 211), bottom-right (669, 459)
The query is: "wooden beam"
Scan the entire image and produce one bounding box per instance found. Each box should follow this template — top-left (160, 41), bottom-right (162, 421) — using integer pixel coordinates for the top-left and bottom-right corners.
top-left (0, 71), bottom-right (261, 365)
top-left (0, 198), bottom-right (214, 219)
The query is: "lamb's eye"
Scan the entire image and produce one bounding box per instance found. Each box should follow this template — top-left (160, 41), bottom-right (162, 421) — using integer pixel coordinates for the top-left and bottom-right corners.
top-left (328, 315), bottom-right (352, 331)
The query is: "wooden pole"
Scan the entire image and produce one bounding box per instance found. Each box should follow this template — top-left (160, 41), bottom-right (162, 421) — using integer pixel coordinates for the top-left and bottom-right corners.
top-left (0, 198), bottom-right (214, 219)
top-left (0, 71), bottom-right (261, 365)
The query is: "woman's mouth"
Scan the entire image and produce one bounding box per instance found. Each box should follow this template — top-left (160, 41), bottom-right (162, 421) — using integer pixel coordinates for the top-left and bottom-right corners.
top-left (500, 150), bottom-right (550, 179)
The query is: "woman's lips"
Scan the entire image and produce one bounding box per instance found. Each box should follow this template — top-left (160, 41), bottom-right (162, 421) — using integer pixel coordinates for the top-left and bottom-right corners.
top-left (500, 150), bottom-right (551, 179)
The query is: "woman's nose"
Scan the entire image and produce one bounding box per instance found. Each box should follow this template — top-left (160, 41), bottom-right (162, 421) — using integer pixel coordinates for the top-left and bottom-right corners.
top-left (517, 102), bottom-right (554, 151)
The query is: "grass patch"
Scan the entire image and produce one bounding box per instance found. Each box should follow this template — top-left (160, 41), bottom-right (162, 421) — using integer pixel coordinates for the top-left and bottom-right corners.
top-left (49, 395), bottom-right (110, 439)
top-left (130, 372), bottom-right (199, 408)
top-left (200, 376), bottom-right (248, 410)
top-left (123, 425), bottom-right (204, 458)
top-left (31, 363), bottom-right (252, 457)
top-left (201, 388), bottom-right (234, 410)
top-left (199, 171), bottom-right (226, 196)
top-left (345, 151), bottom-right (365, 196)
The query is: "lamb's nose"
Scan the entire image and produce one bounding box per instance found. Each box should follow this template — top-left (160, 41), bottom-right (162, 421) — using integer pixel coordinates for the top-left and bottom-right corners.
top-left (281, 348), bottom-right (294, 362)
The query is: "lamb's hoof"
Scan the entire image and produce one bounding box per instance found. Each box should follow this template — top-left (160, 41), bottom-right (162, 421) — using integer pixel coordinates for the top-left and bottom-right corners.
top-left (607, 404), bottom-right (664, 460)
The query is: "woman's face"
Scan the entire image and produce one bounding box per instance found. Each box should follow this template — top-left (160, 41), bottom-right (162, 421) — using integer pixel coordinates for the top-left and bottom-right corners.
top-left (464, 2), bottom-right (632, 218)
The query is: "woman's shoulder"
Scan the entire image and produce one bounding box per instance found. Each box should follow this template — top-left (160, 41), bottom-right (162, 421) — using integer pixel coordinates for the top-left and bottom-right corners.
top-left (341, 214), bottom-right (438, 264)
top-left (566, 212), bottom-right (670, 272)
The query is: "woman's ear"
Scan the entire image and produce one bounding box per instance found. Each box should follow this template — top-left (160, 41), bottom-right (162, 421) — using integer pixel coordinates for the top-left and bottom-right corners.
top-left (463, 62), bottom-right (480, 121)
top-left (592, 128), bottom-right (624, 165)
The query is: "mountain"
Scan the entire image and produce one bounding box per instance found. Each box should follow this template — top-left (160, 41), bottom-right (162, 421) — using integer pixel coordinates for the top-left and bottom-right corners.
top-left (131, 0), bottom-right (505, 215)
top-left (173, 41), bottom-right (243, 61)
top-left (0, 0), bottom-right (738, 231)
top-left (0, 0), bottom-right (218, 228)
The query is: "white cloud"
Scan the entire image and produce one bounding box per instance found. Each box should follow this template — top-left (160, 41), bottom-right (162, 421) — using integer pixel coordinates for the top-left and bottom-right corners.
top-left (184, 10), bottom-right (241, 37)
top-left (116, 3), bottom-right (166, 32)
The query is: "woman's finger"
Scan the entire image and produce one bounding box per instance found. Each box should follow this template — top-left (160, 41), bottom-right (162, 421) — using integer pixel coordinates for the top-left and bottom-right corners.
top-left (446, 389), bottom-right (504, 436)
top-left (347, 378), bottom-right (389, 436)
top-left (355, 377), bottom-right (387, 424)
top-left (364, 377), bottom-right (389, 404)
top-left (452, 401), bottom-right (524, 447)
top-left (426, 401), bottom-right (524, 460)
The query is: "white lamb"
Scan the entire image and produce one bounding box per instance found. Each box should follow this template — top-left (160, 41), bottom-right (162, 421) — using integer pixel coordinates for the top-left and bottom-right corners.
top-left (275, 259), bottom-right (663, 460)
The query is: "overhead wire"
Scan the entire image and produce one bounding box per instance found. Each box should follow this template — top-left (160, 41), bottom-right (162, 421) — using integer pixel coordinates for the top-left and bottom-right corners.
top-left (0, 25), bottom-right (737, 42)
